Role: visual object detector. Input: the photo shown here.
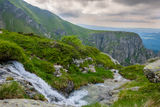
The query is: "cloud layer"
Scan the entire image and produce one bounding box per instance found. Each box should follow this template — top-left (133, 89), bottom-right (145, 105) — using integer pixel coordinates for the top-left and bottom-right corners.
top-left (24, 0), bottom-right (160, 28)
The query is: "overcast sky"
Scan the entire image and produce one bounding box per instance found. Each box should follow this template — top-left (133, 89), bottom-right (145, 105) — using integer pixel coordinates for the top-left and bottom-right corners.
top-left (24, 0), bottom-right (160, 28)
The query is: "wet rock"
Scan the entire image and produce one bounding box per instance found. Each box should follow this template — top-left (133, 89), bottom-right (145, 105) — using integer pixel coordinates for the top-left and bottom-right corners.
top-left (62, 81), bottom-right (74, 97)
top-left (114, 80), bottom-right (118, 82)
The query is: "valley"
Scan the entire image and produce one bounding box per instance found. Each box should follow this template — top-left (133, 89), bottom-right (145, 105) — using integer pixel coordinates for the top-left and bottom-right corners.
top-left (0, 0), bottom-right (159, 107)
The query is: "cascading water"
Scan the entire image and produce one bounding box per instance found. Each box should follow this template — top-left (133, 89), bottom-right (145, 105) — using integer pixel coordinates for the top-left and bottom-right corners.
top-left (3, 61), bottom-right (129, 107)
top-left (7, 61), bottom-right (88, 106)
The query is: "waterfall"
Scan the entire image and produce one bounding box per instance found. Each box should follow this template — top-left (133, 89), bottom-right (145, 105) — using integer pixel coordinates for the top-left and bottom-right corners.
top-left (7, 61), bottom-right (88, 106)
top-left (4, 61), bottom-right (129, 106)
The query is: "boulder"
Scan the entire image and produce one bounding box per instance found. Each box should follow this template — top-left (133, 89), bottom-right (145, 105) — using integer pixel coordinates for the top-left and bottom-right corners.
top-left (144, 59), bottom-right (160, 83)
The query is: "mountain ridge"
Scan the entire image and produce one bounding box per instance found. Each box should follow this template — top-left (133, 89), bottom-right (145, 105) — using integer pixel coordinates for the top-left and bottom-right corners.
top-left (0, 0), bottom-right (155, 65)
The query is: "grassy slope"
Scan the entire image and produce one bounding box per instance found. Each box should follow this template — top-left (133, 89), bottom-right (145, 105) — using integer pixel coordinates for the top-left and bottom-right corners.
top-left (8, 0), bottom-right (92, 40)
top-left (0, 30), bottom-right (117, 92)
top-left (84, 65), bottom-right (160, 107)
top-left (3, 0), bottom-right (137, 47)
top-left (111, 65), bottom-right (160, 107)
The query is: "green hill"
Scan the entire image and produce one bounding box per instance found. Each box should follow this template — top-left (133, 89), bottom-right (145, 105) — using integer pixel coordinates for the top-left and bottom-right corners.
top-left (0, 29), bottom-right (118, 94)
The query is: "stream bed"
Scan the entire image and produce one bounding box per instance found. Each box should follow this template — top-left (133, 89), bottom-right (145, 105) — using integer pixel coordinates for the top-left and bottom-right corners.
top-left (0, 61), bottom-right (129, 107)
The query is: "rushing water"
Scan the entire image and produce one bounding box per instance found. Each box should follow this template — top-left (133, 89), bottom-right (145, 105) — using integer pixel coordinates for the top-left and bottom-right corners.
top-left (4, 61), bottom-right (128, 107)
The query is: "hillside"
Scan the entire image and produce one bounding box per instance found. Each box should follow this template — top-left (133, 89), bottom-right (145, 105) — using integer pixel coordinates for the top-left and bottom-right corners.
top-left (0, 0), bottom-right (155, 65)
top-left (0, 30), bottom-right (118, 95)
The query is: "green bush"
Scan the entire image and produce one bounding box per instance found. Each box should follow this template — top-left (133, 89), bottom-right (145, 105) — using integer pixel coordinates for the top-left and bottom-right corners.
top-left (0, 40), bottom-right (26, 62)
top-left (0, 81), bottom-right (27, 99)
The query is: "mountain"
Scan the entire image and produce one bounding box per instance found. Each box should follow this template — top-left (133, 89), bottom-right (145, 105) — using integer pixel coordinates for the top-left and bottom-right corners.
top-left (0, 0), bottom-right (155, 65)
top-left (0, 0), bottom-right (91, 40)
top-left (79, 24), bottom-right (160, 52)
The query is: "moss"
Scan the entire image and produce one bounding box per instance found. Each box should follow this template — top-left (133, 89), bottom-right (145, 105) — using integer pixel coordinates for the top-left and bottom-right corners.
top-left (6, 77), bottom-right (14, 81)
top-left (33, 94), bottom-right (46, 101)
top-left (119, 65), bottom-right (145, 80)
top-left (0, 81), bottom-right (28, 99)
top-left (95, 53), bottom-right (117, 69)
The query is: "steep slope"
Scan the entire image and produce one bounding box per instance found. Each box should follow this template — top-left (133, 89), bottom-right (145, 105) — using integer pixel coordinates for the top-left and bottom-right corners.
top-left (0, 30), bottom-right (117, 95)
top-left (0, 0), bottom-right (155, 65)
top-left (0, 0), bottom-right (91, 40)
top-left (89, 31), bottom-right (155, 65)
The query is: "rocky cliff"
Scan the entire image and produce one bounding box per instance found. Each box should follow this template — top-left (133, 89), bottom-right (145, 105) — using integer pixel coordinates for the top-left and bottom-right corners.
top-left (88, 31), bottom-right (155, 65)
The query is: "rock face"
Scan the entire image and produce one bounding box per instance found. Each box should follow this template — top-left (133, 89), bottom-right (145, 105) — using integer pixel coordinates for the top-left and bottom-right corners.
top-left (0, 99), bottom-right (62, 107)
top-left (144, 58), bottom-right (160, 83)
top-left (89, 32), bottom-right (155, 65)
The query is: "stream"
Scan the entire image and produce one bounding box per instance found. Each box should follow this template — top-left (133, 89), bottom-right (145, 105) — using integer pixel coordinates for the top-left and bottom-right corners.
top-left (0, 61), bottom-right (129, 107)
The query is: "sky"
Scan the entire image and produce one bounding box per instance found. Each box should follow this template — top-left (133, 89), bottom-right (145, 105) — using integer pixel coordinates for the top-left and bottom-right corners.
top-left (24, 0), bottom-right (160, 28)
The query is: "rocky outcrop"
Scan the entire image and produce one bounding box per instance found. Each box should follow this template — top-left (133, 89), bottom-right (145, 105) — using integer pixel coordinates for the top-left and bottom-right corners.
top-left (89, 32), bottom-right (155, 65)
top-left (73, 57), bottom-right (96, 73)
top-left (144, 58), bottom-right (160, 83)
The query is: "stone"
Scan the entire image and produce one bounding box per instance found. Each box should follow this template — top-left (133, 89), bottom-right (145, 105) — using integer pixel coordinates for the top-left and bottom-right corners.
top-left (144, 59), bottom-right (160, 83)
top-left (89, 65), bottom-right (96, 72)
top-left (129, 87), bottom-right (140, 91)
top-left (53, 65), bottom-right (63, 77)
top-left (0, 31), bottom-right (2, 34)
top-left (114, 80), bottom-right (118, 82)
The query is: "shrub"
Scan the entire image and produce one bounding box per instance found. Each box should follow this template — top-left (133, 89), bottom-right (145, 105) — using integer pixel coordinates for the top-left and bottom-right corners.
top-left (0, 40), bottom-right (26, 62)
top-left (0, 81), bottom-right (27, 99)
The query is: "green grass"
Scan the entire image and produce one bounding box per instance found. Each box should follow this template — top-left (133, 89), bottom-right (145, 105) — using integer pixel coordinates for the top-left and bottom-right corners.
top-left (0, 30), bottom-right (116, 93)
top-left (111, 65), bottom-right (160, 107)
top-left (0, 81), bottom-right (28, 99)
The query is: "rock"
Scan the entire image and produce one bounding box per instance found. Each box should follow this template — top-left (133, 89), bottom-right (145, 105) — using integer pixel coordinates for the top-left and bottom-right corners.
top-left (128, 87), bottom-right (140, 91)
top-left (62, 81), bottom-right (74, 96)
top-left (144, 59), bottom-right (160, 83)
top-left (0, 99), bottom-right (63, 107)
top-left (114, 80), bottom-right (118, 82)
top-left (82, 71), bottom-right (88, 74)
top-left (53, 65), bottom-right (63, 77)
top-left (0, 30), bottom-right (2, 34)
top-left (89, 32), bottom-right (155, 66)
top-left (89, 65), bottom-right (96, 72)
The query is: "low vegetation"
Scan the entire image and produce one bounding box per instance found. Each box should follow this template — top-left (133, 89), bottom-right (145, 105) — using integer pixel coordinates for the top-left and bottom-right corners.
top-left (0, 81), bottom-right (27, 99)
top-left (83, 102), bottom-right (108, 107)
top-left (111, 65), bottom-right (160, 107)
top-left (0, 30), bottom-right (117, 93)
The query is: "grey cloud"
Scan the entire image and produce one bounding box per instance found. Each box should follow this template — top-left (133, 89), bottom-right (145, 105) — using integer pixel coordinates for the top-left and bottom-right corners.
top-left (59, 11), bottom-right (81, 18)
top-left (113, 0), bottom-right (160, 6)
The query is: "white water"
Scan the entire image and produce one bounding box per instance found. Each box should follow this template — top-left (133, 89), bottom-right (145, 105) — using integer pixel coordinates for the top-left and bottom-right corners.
top-left (5, 61), bottom-right (128, 107)
top-left (7, 61), bottom-right (88, 106)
